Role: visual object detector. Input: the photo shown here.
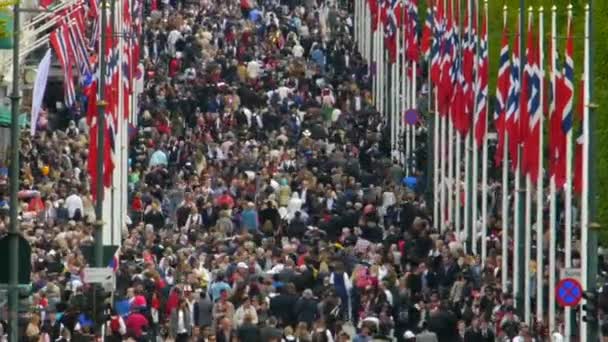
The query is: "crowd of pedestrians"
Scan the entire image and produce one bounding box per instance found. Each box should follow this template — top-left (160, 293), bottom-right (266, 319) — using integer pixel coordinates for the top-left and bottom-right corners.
top-left (2, 0), bottom-right (599, 341)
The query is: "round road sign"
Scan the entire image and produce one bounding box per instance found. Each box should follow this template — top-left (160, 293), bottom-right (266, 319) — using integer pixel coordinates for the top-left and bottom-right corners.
top-left (556, 277), bottom-right (583, 307)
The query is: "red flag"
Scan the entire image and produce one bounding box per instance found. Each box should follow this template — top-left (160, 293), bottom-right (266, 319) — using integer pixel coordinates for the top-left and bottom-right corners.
top-left (520, 19), bottom-right (533, 176)
top-left (369, 0), bottom-right (379, 31)
top-left (494, 22), bottom-right (510, 166)
top-left (474, 8), bottom-right (488, 149)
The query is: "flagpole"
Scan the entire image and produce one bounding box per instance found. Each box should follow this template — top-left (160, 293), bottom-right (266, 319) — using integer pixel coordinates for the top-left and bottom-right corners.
top-left (373, 8), bottom-right (377, 110)
top-left (95, 0), bottom-right (109, 268)
top-left (580, 3), bottom-right (590, 340)
top-left (480, 0), bottom-right (489, 265)
top-left (513, 10), bottom-right (522, 311)
top-left (455, 0), bottom-right (462, 240)
top-left (401, 4), bottom-right (406, 166)
top-left (564, 5), bottom-right (573, 339)
top-left (412, 60), bottom-right (417, 173)
top-left (584, 0), bottom-right (599, 339)
top-left (394, 8), bottom-right (399, 162)
top-left (548, 4), bottom-right (557, 333)
top-left (405, 60), bottom-right (411, 173)
top-left (535, 4), bottom-right (544, 322)
top-left (467, 0), bottom-right (474, 256)
top-left (523, 8), bottom-right (533, 325)
top-left (431, 2), bottom-right (440, 229)
top-left (500, 5), bottom-right (509, 295)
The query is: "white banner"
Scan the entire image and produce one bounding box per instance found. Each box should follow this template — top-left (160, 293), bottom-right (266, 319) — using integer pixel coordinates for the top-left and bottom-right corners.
top-left (30, 49), bottom-right (52, 137)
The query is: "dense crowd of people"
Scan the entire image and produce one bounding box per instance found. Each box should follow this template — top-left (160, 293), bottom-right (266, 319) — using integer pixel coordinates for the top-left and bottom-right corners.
top-left (3, 0), bottom-right (605, 341)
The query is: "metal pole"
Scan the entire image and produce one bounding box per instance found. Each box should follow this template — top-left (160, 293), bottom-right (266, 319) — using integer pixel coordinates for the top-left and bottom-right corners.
top-left (9, 2), bottom-right (21, 341)
top-left (95, 0), bottom-right (108, 268)
top-left (586, 0), bottom-right (599, 340)
top-left (516, 0), bottom-right (526, 316)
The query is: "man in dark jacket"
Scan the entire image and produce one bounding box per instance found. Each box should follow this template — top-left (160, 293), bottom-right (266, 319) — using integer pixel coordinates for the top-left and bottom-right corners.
top-left (193, 291), bottom-right (213, 328)
top-left (236, 314), bottom-right (261, 341)
top-left (269, 284), bottom-right (298, 327)
top-left (293, 289), bottom-right (318, 327)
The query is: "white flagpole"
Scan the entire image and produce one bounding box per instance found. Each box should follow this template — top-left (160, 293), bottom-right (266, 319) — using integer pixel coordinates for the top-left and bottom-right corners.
top-left (393, 61), bottom-right (398, 160)
top-left (512, 12), bottom-right (521, 307)
top-left (480, 0), bottom-right (489, 265)
top-left (447, 0), bottom-right (455, 231)
top-left (440, 111), bottom-right (447, 231)
top-left (412, 60), bottom-right (417, 172)
top-left (536, 4), bottom-right (545, 322)
top-left (391, 25), bottom-right (401, 159)
top-left (564, 5), bottom-right (573, 339)
top-left (580, 2), bottom-right (591, 338)
top-left (405, 61), bottom-right (411, 174)
top-left (523, 8), bottom-right (533, 325)
top-left (373, 14), bottom-right (378, 110)
top-left (433, 91), bottom-right (440, 229)
top-left (401, 8), bottom-right (407, 165)
top-left (500, 5), bottom-right (509, 294)
top-left (548, 4), bottom-right (557, 333)
top-left (468, 0), bottom-right (475, 255)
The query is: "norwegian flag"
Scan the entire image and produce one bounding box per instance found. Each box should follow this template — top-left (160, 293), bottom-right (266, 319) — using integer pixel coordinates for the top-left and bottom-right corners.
top-left (462, 0), bottom-right (475, 127)
top-left (522, 23), bottom-right (542, 182)
top-left (405, 0), bottom-right (419, 62)
top-left (438, 0), bottom-right (454, 115)
top-left (494, 22), bottom-right (510, 166)
top-left (420, 0), bottom-right (433, 60)
top-left (122, 0), bottom-right (132, 119)
top-left (573, 78), bottom-right (584, 194)
top-left (99, 17), bottom-right (117, 189)
top-left (49, 24), bottom-right (76, 108)
top-left (506, 26), bottom-right (521, 171)
top-left (65, 12), bottom-right (92, 86)
top-left (429, 0), bottom-right (443, 86)
top-left (384, 0), bottom-right (399, 63)
top-left (131, 0), bottom-right (142, 74)
top-left (369, 0), bottom-right (380, 31)
top-left (474, 8), bottom-right (488, 150)
top-left (553, 15), bottom-right (574, 189)
top-left (519, 18), bottom-right (533, 171)
top-left (451, 55), bottom-right (468, 136)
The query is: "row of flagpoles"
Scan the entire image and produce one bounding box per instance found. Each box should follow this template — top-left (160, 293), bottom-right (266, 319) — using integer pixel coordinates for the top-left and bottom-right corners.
top-left (47, 0), bottom-right (143, 248)
top-left (354, 0), bottom-right (594, 338)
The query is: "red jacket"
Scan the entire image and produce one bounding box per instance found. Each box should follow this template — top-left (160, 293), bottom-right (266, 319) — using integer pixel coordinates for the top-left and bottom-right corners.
top-left (125, 313), bottom-right (148, 337)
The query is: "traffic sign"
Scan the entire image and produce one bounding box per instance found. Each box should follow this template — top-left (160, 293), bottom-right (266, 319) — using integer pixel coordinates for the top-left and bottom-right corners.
top-left (556, 277), bottom-right (583, 307)
top-left (83, 267), bottom-right (115, 291)
top-left (560, 267), bottom-right (581, 282)
top-left (404, 109), bottom-right (418, 125)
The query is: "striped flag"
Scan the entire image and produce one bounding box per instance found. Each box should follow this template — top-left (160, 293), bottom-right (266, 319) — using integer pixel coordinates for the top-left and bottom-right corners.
top-left (49, 24), bottom-right (76, 108)
top-left (405, 0), bottom-right (419, 62)
top-left (474, 7), bottom-right (488, 149)
top-left (420, 0), bottom-right (433, 60)
top-left (384, 0), bottom-right (398, 63)
top-left (523, 23), bottom-right (542, 182)
top-left (553, 14), bottom-right (574, 189)
top-left (506, 26), bottom-right (521, 170)
top-left (429, 0), bottom-right (443, 86)
top-left (494, 22), bottom-right (510, 166)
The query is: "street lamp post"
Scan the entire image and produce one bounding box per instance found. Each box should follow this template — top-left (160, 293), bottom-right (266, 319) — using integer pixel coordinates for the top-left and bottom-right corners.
top-left (8, 0), bottom-right (21, 340)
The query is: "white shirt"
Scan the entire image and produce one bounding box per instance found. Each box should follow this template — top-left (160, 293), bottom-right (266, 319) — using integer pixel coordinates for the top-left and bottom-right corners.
top-left (247, 60), bottom-right (262, 79)
top-left (177, 310), bottom-right (187, 334)
top-left (65, 194), bottom-right (83, 219)
top-left (292, 44), bottom-right (304, 58)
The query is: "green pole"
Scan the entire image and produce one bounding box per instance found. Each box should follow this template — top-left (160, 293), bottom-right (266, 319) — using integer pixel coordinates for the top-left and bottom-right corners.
top-left (95, 0), bottom-right (108, 268)
top-left (8, 2), bottom-right (21, 340)
top-left (586, 0), bottom-right (598, 340)
top-left (516, 0), bottom-right (526, 316)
